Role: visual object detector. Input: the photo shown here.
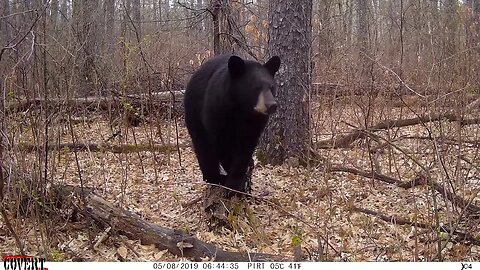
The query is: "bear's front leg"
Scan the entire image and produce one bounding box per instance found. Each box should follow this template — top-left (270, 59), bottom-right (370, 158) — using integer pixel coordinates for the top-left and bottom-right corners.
top-left (225, 130), bottom-right (261, 193)
top-left (224, 153), bottom-right (252, 193)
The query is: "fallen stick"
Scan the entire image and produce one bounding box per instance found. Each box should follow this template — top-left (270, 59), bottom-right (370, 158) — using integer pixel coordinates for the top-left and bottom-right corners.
top-left (16, 142), bottom-right (186, 153)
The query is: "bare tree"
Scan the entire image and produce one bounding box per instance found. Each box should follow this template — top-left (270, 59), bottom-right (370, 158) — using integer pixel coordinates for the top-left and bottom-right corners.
top-left (155, 0), bottom-right (162, 22)
top-left (444, 0), bottom-right (457, 59)
top-left (1, 0), bottom-right (12, 43)
top-left (356, 0), bottom-right (370, 82)
top-left (104, 0), bottom-right (116, 49)
top-left (318, 0), bottom-right (334, 62)
top-left (196, 0), bottom-right (204, 32)
top-left (211, 0), bottom-right (234, 55)
top-left (60, 0), bottom-right (69, 19)
top-left (466, 0), bottom-right (480, 87)
top-left (163, 0), bottom-right (170, 20)
top-left (260, 0), bottom-right (312, 165)
top-left (73, 0), bottom-right (99, 96)
top-left (51, 0), bottom-right (59, 25)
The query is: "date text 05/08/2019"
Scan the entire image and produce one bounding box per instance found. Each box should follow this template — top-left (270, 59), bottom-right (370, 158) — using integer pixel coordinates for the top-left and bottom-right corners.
top-left (152, 262), bottom-right (302, 270)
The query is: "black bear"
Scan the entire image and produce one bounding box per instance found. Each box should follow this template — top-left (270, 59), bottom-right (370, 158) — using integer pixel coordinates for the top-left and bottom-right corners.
top-left (184, 54), bottom-right (281, 192)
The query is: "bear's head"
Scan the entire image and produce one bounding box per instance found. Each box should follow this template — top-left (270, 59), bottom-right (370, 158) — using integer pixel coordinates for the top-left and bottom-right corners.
top-left (228, 55), bottom-right (281, 116)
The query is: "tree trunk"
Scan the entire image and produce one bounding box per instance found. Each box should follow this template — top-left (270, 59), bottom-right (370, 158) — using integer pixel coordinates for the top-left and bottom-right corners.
top-left (50, 0), bottom-right (59, 25)
top-left (211, 0), bottom-right (234, 55)
top-left (260, 0), bottom-right (312, 165)
top-left (466, 0), bottom-right (480, 88)
top-left (409, 0), bottom-right (422, 84)
top-left (474, 0), bottom-right (480, 86)
top-left (104, 0), bottom-right (115, 49)
top-left (0, 17), bottom-right (6, 207)
top-left (156, 0), bottom-right (162, 23)
top-left (356, 0), bottom-right (370, 81)
top-left (60, 0), bottom-right (69, 19)
top-left (133, 0), bottom-right (142, 39)
top-left (73, 0), bottom-right (99, 97)
top-left (444, 0), bottom-right (457, 59)
top-left (121, 0), bottom-right (132, 76)
top-left (0, 0), bottom-right (11, 45)
top-left (101, 0), bottom-right (115, 95)
top-left (197, 0), bottom-right (204, 31)
top-left (163, 0), bottom-right (170, 18)
top-left (319, 0), bottom-right (333, 62)
top-left (346, 0), bottom-right (353, 46)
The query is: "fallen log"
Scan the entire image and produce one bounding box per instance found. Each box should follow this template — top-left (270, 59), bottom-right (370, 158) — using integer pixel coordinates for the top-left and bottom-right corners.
top-left (16, 142), bottom-right (186, 153)
top-left (54, 185), bottom-right (287, 261)
top-left (6, 91), bottom-right (184, 113)
top-left (317, 113), bottom-right (480, 149)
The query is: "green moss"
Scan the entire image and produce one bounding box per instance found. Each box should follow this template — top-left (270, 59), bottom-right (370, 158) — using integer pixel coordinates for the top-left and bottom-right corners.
top-left (291, 234), bottom-right (303, 246)
top-left (50, 248), bottom-right (65, 261)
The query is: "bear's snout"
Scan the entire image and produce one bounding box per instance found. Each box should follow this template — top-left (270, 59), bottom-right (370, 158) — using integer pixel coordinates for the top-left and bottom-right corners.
top-left (254, 90), bottom-right (277, 115)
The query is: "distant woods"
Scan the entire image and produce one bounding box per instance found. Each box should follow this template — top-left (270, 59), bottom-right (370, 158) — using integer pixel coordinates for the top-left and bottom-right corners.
top-left (1, 1), bottom-right (479, 99)
top-left (1, 0), bottom-right (480, 166)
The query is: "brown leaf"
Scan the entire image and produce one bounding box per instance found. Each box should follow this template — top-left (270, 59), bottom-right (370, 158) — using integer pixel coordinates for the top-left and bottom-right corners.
top-left (117, 246), bottom-right (128, 260)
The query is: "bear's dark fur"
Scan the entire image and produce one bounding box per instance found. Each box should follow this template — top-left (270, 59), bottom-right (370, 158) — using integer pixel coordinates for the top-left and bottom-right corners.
top-left (184, 54), bottom-right (280, 192)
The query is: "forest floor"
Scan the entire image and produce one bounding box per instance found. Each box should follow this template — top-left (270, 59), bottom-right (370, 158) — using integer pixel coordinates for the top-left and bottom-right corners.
top-left (1, 98), bottom-right (479, 262)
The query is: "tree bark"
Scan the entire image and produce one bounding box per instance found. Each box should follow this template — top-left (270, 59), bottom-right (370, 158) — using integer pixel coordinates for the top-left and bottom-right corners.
top-left (260, 0), bottom-right (312, 165)
top-left (211, 0), bottom-right (234, 55)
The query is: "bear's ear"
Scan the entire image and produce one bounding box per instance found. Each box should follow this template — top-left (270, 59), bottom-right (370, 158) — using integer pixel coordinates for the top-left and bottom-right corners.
top-left (264, 56), bottom-right (281, 76)
top-left (228, 55), bottom-right (246, 77)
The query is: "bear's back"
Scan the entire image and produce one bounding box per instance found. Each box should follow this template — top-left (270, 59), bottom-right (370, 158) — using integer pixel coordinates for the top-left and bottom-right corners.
top-left (184, 54), bottom-right (233, 133)
top-left (186, 55), bottom-right (230, 94)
